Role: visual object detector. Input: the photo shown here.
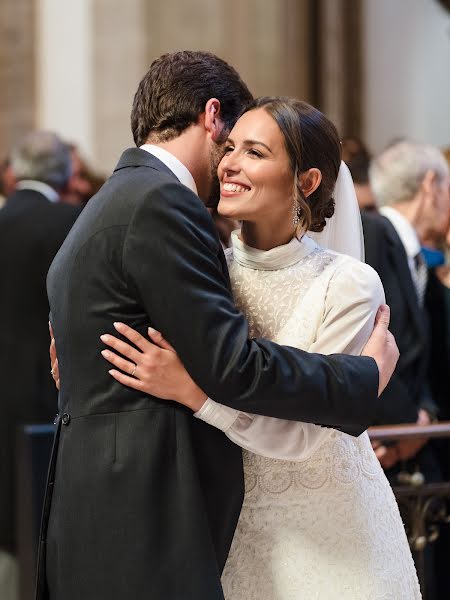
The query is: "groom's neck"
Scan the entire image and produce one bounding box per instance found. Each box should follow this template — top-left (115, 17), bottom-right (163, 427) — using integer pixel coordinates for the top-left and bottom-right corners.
top-left (146, 125), bottom-right (210, 200)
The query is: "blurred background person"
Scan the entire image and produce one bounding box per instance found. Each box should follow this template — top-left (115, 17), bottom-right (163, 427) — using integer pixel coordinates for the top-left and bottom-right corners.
top-left (0, 158), bottom-right (17, 209)
top-left (342, 136), bottom-right (377, 212)
top-left (0, 131), bottom-right (82, 600)
top-left (59, 143), bottom-right (106, 207)
top-left (364, 141), bottom-right (450, 600)
top-left (424, 153), bottom-right (450, 597)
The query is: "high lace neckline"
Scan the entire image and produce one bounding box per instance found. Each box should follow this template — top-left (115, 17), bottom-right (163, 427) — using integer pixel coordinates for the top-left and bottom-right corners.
top-left (230, 230), bottom-right (318, 271)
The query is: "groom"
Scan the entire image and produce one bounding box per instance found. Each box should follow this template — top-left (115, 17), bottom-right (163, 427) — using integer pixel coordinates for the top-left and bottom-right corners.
top-left (37, 51), bottom-right (398, 600)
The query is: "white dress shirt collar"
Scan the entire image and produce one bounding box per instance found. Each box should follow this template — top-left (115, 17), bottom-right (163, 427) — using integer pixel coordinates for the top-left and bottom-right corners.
top-left (379, 205), bottom-right (421, 259)
top-left (16, 180), bottom-right (60, 203)
top-left (140, 144), bottom-right (197, 195)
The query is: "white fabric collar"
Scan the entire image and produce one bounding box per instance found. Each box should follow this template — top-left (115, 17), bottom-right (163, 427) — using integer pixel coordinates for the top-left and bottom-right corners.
top-left (230, 230), bottom-right (318, 271)
top-left (16, 180), bottom-right (59, 203)
top-left (379, 206), bottom-right (421, 258)
top-left (140, 144), bottom-right (197, 195)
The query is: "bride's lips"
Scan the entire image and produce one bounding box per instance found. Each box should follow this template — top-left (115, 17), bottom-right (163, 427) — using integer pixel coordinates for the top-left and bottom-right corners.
top-left (220, 181), bottom-right (251, 198)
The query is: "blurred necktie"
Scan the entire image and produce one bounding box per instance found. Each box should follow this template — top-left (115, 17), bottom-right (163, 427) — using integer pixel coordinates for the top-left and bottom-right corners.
top-left (413, 251), bottom-right (428, 307)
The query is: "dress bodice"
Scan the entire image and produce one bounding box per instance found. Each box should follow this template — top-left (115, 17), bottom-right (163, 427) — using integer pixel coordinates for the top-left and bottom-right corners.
top-left (226, 231), bottom-right (339, 346)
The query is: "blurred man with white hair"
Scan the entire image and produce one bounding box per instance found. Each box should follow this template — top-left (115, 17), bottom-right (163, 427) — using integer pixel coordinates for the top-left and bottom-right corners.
top-left (364, 140), bottom-right (450, 461)
top-left (0, 131), bottom-right (81, 599)
top-left (363, 141), bottom-right (450, 600)
top-left (372, 141), bottom-right (450, 262)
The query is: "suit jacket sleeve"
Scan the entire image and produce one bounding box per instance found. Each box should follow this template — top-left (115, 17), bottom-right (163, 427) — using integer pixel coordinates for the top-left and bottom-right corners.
top-left (123, 181), bottom-right (379, 434)
top-left (195, 258), bottom-right (385, 457)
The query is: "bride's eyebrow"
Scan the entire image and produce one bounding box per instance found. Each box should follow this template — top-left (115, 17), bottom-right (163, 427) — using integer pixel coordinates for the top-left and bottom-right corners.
top-left (244, 140), bottom-right (273, 154)
top-left (225, 137), bottom-right (273, 154)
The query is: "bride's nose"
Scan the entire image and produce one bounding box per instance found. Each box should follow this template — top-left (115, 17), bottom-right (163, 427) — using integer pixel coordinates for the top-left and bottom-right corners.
top-left (221, 152), bottom-right (241, 174)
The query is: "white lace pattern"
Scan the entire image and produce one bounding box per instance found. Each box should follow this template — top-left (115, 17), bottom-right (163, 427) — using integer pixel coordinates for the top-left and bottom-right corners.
top-left (220, 235), bottom-right (421, 600)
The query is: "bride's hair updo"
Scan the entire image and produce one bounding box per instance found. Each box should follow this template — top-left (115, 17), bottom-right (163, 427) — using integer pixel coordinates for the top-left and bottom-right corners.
top-left (242, 97), bottom-right (341, 232)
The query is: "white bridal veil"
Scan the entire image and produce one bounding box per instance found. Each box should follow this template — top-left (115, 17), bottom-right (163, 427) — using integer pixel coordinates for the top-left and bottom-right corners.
top-left (308, 161), bottom-right (365, 262)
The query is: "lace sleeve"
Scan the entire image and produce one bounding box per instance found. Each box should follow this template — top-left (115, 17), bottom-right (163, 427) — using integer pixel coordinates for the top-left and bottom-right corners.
top-left (308, 257), bottom-right (385, 356)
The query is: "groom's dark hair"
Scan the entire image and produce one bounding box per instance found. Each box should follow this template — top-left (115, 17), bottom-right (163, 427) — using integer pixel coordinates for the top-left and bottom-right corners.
top-left (131, 51), bottom-right (253, 147)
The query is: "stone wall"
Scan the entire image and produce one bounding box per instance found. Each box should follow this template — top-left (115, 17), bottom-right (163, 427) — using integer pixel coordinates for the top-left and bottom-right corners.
top-left (0, 0), bottom-right (35, 158)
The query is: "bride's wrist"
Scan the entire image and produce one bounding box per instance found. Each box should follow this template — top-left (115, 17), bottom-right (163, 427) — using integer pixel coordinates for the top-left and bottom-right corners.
top-left (182, 389), bottom-right (208, 412)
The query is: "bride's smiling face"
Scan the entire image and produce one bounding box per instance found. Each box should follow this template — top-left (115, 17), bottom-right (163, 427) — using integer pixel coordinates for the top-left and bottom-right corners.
top-left (217, 108), bottom-right (294, 223)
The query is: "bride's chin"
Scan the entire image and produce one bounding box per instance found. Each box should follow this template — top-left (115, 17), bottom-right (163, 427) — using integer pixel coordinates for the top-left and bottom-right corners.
top-left (217, 201), bottom-right (242, 221)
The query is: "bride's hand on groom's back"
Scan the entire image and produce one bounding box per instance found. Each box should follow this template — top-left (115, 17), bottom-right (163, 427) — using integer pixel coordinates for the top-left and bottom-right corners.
top-left (100, 323), bottom-right (207, 412)
top-left (361, 304), bottom-right (399, 397)
top-left (49, 322), bottom-right (60, 390)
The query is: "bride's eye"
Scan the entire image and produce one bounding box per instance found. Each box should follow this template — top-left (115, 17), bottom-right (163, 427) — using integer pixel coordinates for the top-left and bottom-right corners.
top-left (223, 145), bottom-right (234, 155)
top-left (247, 148), bottom-right (263, 158)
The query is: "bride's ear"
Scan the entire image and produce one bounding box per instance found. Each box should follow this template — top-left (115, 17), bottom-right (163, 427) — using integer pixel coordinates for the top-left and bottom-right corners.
top-left (204, 98), bottom-right (226, 142)
top-left (299, 168), bottom-right (322, 198)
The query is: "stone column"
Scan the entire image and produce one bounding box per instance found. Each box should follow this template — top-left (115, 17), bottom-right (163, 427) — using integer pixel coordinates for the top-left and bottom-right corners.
top-left (0, 0), bottom-right (36, 158)
top-left (35, 0), bottom-right (94, 159)
top-left (313, 0), bottom-right (363, 137)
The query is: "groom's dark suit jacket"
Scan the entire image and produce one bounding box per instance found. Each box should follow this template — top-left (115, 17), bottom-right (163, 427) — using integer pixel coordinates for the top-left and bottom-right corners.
top-left (37, 149), bottom-right (378, 600)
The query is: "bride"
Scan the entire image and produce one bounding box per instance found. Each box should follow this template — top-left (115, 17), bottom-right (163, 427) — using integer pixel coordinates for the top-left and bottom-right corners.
top-left (100, 97), bottom-right (421, 599)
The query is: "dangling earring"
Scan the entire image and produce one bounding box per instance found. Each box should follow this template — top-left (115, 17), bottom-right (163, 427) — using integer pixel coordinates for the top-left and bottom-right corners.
top-left (292, 200), bottom-right (301, 228)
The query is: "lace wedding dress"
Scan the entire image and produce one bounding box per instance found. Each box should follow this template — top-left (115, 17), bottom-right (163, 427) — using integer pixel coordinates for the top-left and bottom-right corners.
top-left (196, 232), bottom-right (421, 600)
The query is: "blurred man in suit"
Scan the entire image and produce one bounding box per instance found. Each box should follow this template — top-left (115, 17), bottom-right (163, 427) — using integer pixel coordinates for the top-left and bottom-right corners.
top-left (0, 131), bottom-right (81, 599)
top-left (365, 140), bottom-right (449, 470)
top-left (341, 136), bottom-right (376, 212)
top-left (364, 141), bottom-right (450, 600)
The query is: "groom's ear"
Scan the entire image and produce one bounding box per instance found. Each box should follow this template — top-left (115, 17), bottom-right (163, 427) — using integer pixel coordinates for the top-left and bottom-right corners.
top-left (299, 168), bottom-right (322, 198)
top-left (204, 98), bottom-right (226, 142)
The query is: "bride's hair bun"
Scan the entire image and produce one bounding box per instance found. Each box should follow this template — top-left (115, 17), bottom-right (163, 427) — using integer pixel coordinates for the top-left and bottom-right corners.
top-left (242, 97), bottom-right (341, 233)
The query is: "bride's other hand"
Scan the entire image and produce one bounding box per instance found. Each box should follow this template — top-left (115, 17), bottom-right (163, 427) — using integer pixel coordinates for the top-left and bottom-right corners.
top-left (100, 323), bottom-right (207, 412)
top-left (49, 322), bottom-right (60, 390)
top-left (361, 305), bottom-right (399, 397)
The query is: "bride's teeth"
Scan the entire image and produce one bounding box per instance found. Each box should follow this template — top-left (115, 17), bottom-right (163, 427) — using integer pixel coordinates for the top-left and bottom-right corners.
top-left (223, 183), bottom-right (248, 193)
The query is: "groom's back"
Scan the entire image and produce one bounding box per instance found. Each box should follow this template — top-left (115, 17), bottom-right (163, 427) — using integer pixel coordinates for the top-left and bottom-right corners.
top-left (42, 150), bottom-right (229, 599)
top-left (48, 154), bottom-right (173, 415)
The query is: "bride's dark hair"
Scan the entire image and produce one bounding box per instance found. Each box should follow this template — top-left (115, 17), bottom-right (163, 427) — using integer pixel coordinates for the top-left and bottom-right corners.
top-left (242, 97), bottom-right (341, 232)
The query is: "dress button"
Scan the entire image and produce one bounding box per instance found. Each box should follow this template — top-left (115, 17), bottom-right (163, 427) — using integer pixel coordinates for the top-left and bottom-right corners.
top-left (61, 413), bottom-right (71, 426)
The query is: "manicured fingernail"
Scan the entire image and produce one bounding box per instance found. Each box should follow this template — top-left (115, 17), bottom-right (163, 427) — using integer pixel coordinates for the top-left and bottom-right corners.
top-left (148, 327), bottom-right (156, 334)
top-left (101, 350), bottom-right (110, 358)
top-left (114, 322), bottom-right (124, 330)
top-left (100, 334), bottom-right (108, 342)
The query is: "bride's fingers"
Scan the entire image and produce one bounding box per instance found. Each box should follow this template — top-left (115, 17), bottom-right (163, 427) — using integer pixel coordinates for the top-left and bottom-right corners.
top-left (147, 327), bottom-right (176, 352)
top-left (49, 322), bottom-right (55, 343)
top-left (51, 358), bottom-right (60, 381)
top-left (100, 334), bottom-right (142, 363)
top-left (101, 349), bottom-right (136, 375)
top-left (108, 369), bottom-right (146, 392)
top-left (50, 337), bottom-right (57, 364)
top-left (113, 322), bottom-right (152, 352)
